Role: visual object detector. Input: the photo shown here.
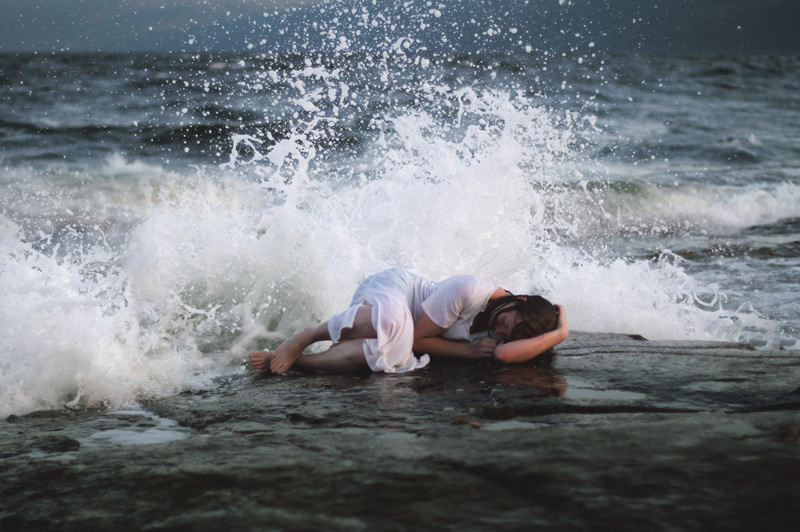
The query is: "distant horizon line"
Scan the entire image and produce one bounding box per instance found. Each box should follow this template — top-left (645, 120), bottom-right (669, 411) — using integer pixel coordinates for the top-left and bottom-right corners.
top-left (2, 48), bottom-right (798, 56)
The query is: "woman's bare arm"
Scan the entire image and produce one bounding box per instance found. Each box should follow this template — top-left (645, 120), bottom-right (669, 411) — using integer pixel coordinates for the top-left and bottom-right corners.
top-left (494, 305), bottom-right (569, 364)
top-left (413, 312), bottom-right (496, 359)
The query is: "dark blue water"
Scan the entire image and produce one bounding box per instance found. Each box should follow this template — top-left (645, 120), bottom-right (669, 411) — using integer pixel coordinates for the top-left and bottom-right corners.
top-left (1, 48), bottom-right (798, 416)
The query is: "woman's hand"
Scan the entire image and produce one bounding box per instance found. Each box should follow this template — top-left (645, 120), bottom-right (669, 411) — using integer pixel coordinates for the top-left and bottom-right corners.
top-left (471, 337), bottom-right (499, 359)
top-left (413, 311), bottom-right (493, 359)
top-left (555, 304), bottom-right (568, 335)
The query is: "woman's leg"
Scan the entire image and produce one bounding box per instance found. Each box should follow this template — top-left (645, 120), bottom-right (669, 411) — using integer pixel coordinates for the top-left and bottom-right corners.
top-left (339, 304), bottom-right (376, 341)
top-left (294, 339), bottom-right (369, 372)
top-left (249, 321), bottom-right (329, 374)
top-left (249, 303), bottom-right (376, 374)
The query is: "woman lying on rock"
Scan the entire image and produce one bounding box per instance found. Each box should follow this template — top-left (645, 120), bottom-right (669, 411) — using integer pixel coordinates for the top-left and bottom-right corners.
top-left (248, 268), bottom-right (568, 374)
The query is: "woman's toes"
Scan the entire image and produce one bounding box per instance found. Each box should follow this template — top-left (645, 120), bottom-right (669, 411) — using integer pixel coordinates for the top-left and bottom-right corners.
top-left (248, 351), bottom-right (272, 372)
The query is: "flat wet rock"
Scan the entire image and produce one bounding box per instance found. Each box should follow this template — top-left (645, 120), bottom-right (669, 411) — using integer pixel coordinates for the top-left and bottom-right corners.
top-left (2, 333), bottom-right (799, 531)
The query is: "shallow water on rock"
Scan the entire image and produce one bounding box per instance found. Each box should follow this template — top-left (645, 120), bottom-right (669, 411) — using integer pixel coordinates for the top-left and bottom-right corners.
top-left (2, 334), bottom-right (799, 531)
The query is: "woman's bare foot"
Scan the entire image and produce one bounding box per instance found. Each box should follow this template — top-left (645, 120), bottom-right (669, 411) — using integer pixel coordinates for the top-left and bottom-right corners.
top-left (269, 340), bottom-right (305, 374)
top-left (250, 323), bottom-right (331, 375)
top-left (248, 339), bottom-right (304, 374)
top-left (248, 351), bottom-right (273, 373)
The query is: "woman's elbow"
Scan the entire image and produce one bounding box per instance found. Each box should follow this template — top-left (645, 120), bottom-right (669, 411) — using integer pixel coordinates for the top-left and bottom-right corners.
top-left (493, 347), bottom-right (523, 364)
top-left (411, 336), bottom-right (432, 354)
top-left (495, 347), bottom-right (550, 364)
top-left (493, 351), bottom-right (514, 364)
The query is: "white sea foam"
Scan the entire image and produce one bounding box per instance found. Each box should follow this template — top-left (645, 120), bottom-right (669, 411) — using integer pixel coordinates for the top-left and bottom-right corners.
top-left (0, 72), bottom-right (787, 418)
top-left (545, 180), bottom-right (800, 238)
top-left (81, 408), bottom-right (191, 447)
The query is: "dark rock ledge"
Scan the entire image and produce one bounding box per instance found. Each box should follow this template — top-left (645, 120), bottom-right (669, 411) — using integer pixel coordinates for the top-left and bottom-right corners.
top-left (1, 332), bottom-right (798, 532)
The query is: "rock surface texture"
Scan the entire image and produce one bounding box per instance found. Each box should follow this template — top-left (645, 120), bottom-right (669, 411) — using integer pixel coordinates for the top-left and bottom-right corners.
top-left (2, 332), bottom-right (799, 531)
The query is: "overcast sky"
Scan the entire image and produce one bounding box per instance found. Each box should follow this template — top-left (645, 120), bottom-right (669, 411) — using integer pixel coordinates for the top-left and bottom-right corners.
top-left (2, 0), bottom-right (798, 54)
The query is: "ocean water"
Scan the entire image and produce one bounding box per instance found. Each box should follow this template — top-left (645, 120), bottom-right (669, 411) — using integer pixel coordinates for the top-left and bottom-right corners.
top-left (1, 17), bottom-right (799, 416)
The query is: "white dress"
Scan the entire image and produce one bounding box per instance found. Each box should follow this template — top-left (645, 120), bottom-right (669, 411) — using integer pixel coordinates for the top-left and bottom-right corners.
top-left (327, 269), bottom-right (498, 373)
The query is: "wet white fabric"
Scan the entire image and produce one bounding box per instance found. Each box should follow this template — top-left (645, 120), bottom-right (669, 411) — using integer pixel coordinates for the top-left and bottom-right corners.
top-left (327, 269), bottom-right (498, 373)
top-left (328, 269), bottom-right (434, 373)
top-left (422, 276), bottom-right (498, 340)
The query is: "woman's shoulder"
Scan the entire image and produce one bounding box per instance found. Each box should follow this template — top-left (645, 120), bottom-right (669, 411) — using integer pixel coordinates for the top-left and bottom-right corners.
top-left (435, 275), bottom-right (497, 299)
top-left (436, 274), bottom-right (479, 290)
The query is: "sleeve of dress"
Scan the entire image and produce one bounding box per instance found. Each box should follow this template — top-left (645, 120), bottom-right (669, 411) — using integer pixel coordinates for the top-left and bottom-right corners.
top-left (421, 276), bottom-right (478, 329)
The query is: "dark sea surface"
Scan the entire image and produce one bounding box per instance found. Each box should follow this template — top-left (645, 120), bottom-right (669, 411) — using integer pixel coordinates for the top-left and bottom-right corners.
top-left (2, 48), bottom-right (799, 416)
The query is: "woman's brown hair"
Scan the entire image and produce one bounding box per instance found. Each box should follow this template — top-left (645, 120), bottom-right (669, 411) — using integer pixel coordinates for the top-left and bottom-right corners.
top-left (475, 293), bottom-right (558, 341)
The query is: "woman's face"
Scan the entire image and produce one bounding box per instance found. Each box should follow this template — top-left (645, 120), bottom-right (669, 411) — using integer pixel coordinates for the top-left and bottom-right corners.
top-left (492, 310), bottom-right (518, 340)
